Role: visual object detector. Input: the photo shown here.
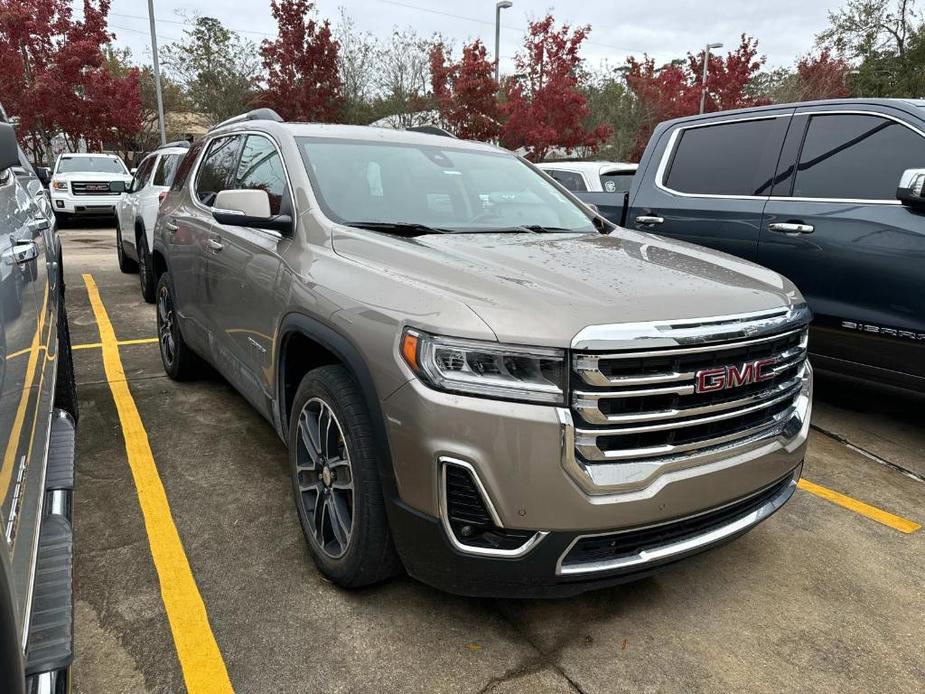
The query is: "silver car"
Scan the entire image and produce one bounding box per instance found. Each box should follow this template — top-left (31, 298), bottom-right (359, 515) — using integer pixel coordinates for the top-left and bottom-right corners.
top-left (152, 109), bottom-right (812, 597)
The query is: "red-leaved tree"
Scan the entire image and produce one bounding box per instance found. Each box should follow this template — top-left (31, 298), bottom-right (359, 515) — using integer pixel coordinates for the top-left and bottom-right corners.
top-left (0, 0), bottom-right (141, 163)
top-left (793, 49), bottom-right (851, 100)
top-left (500, 16), bottom-right (611, 161)
top-left (260, 0), bottom-right (343, 122)
top-left (624, 35), bottom-right (770, 160)
top-left (429, 39), bottom-right (501, 141)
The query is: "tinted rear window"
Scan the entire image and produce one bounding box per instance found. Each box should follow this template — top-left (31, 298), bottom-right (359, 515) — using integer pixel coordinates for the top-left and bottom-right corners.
top-left (793, 114), bottom-right (925, 200)
top-left (664, 118), bottom-right (786, 196)
top-left (545, 169), bottom-right (587, 192)
top-left (153, 153), bottom-right (183, 187)
top-left (600, 171), bottom-right (634, 193)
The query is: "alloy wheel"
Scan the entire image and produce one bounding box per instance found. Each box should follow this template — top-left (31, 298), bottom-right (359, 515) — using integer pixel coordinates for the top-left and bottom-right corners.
top-left (295, 398), bottom-right (354, 559)
top-left (157, 285), bottom-right (176, 367)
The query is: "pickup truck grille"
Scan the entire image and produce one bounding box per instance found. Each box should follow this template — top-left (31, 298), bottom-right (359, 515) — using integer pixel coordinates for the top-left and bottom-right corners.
top-left (571, 326), bottom-right (809, 463)
top-left (71, 181), bottom-right (120, 196)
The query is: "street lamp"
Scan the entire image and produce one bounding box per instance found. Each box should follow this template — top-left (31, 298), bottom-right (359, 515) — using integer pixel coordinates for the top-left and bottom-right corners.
top-left (699, 42), bottom-right (723, 114)
top-left (147, 0), bottom-right (167, 146)
top-left (495, 1), bottom-right (513, 84)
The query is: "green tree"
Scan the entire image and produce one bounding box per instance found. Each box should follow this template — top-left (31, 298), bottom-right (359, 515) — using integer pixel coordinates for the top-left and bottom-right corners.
top-left (581, 66), bottom-right (644, 162)
top-left (162, 16), bottom-right (262, 125)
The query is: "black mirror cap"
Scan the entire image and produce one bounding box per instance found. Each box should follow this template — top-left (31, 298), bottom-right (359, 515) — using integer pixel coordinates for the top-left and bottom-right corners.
top-left (35, 167), bottom-right (50, 187)
top-left (0, 123), bottom-right (20, 171)
top-left (212, 210), bottom-right (294, 235)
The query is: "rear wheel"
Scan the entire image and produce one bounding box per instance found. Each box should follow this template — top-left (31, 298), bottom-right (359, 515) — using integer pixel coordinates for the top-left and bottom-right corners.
top-left (116, 222), bottom-right (137, 273)
top-left (289, 366), bottom-right (400, 588)
top-left (156, 273), bottom-right (202, 381)
top-left (137, 231), bottom-right (156, 303)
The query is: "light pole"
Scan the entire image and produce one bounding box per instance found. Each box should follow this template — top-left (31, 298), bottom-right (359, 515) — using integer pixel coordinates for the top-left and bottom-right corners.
top-left (148, 0), bottom-right (167, 146)
top-left (699, 42), bottom-right (723, 114)
top-left (494, 1), bottom-right (513, 84)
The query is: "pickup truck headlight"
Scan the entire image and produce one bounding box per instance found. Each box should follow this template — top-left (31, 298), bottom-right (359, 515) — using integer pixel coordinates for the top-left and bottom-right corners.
top-left (401, 328), bottom-right (566, 405)
top-left (51, 180), bottom-right (68, 191)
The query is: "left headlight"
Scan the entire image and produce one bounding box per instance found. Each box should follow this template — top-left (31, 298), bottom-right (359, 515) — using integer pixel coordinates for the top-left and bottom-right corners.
top-left (51, 180), bottom-right (67, 191)
top-left (400, 328), bottom-right (566, 405)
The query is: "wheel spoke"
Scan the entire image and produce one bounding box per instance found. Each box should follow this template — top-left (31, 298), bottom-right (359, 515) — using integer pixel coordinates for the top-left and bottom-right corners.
top-left (298, 411), bottom-right (321, 468)
top-left (328, 457), bottom-right (353, 490)
top-left (313, 494), bottom-right (326, 545)
top-left (326, 494), bottom-right (349, 549)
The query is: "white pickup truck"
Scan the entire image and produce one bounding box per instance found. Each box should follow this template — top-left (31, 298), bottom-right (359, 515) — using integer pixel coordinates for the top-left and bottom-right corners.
top-left (49, 153), bottom-right (131, 223)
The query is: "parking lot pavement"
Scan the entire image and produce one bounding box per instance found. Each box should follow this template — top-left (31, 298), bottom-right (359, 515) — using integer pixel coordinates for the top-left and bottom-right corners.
top-left (62, 223), bottom-right (924, 694)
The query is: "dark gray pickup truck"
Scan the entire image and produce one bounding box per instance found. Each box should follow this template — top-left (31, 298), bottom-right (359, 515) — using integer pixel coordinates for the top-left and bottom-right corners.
top-left (620, 98), bottom-right (925, 394)
top-left (0, 116), bottom-right (78, 693)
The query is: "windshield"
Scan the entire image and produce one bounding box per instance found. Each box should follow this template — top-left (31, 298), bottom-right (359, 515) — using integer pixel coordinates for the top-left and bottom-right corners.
top-left (56, 156), bottom-right (127, 175)
top-left (296, 137), bottom-right (597, 233)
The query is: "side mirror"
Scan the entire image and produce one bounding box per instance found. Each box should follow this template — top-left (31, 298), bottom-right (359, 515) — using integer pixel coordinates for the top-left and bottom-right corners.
top-left (109, 180), bottom-right (127, 194)
top-left (212, 189), bottom-right (292, 234)
top-left (35, 166), bottom-right (50, 187)
top-left (0, 123), bottom-right (20, 171)
top-left (897, 168), bottom-right (925, 210)
top-left (130, 167), bottom-right (137, 176)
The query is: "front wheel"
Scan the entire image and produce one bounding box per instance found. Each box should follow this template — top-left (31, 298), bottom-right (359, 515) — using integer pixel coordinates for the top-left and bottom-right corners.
top-left (137, 234), bottom-right (156, 303)
top-left (116, 222), bottom-right (137, 273)
top-left (289, 366), bottom-right (400, 588)
top-left (156, 273), bottom-right (202, 381)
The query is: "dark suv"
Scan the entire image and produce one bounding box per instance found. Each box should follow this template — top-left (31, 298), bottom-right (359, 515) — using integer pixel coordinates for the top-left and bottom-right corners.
top-left (627, 99), bottom-right (925, 393)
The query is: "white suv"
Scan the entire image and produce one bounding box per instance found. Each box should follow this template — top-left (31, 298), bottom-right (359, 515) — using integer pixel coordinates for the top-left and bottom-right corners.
top-left (115, 142), bottom-right (189, 302)
top-left (49, 152), bottom-right (132, 222)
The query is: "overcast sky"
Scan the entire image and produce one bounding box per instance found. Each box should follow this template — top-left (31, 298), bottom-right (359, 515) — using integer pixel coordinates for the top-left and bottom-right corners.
top-left (99, 0), bottom-right (844, 74)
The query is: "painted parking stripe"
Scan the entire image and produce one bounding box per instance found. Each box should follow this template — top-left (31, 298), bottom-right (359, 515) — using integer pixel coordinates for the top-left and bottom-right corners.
top-left (72, 336), bottom-right (159, 351)
top-left (82, 274), bottom-right (234, 694)
top-left (798, 478), bottom-right (921, 534)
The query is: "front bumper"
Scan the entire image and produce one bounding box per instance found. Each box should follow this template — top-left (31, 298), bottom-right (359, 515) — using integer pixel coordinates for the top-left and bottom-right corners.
top-left (381, 361), bottom-right (811, 596)
top-left (50, 192), bottom-right (118, 215)
top-left (388, 465), bottom-right (800, 598)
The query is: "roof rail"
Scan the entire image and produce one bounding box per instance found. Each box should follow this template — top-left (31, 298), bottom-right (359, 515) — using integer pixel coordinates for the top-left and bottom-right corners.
top-left (210, 108), bottom-right (285, 132)
top-left (406, 125), bottom-right (456, 138)
top-left (157, 140), bottom-right (191, 150)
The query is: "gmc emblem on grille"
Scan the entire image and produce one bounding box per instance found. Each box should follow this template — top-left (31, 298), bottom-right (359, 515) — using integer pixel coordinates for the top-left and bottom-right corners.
top-left (695, 358), bottom-right (778, 393)
top-left (87, 184), bottom-right (109, 192)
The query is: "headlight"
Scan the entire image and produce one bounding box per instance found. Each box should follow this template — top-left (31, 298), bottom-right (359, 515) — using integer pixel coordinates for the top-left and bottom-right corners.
top-left (51, 180), bottom-right (68, 191)
top-left (401, 328), bottom-right (566, 404)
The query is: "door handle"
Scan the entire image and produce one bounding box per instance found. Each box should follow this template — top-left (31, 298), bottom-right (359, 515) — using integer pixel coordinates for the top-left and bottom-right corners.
top-left (165, 221), bottom-right (179, 233)
top-left (769, 222), bottom-right (814, 234)
top-left (3, 240), bottom-right (38, 265)
top-left (635, 215), bottom-right (664, 226)
top-left (207, 237), bottom-right (224, 252)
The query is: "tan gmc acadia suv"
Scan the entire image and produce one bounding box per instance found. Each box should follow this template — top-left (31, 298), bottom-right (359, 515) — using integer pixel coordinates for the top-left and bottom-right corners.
top-left (152, 109), bottom-right (813, 597)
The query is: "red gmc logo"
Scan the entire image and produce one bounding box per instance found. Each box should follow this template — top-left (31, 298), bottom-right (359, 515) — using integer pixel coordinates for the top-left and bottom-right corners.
top-left (695, 358), bottom-right (778, 393)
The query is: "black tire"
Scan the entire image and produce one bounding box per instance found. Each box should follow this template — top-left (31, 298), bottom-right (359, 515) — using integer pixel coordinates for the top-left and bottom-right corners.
top-left (116, 221), bottom-right (137, 273)
top-left (155, 272), bottom-right (202, 381)
top-left (288, 365), bottom-right (400, 588)
top-left (53, 291), bottom-right (79, 422)
top-left (137, 230), bottom-right (156, 303)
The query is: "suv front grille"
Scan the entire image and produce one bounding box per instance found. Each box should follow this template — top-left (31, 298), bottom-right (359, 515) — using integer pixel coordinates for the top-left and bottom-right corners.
top-left (571, 325), bottom-right (809, 463)
top-left (71, 181), bottom-right (120, 196)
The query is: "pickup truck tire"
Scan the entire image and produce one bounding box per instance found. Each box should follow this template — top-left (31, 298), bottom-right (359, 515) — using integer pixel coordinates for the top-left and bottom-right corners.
top-left (53, 291), bottom-right (79, 422)
top-left (136, 234), bottom-right (156, 304)
top-left (156, 273), bottom-right (202, 381)
top-left (288, 366), bottom-right (400, 588)
top-left (116, 222), bottom-right (137, 273)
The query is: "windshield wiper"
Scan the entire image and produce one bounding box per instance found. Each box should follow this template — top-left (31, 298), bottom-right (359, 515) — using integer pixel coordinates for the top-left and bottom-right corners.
top-left (518, 225), bottom-right (577, 233)
top-left (344, 221), bottom-right (454, 236)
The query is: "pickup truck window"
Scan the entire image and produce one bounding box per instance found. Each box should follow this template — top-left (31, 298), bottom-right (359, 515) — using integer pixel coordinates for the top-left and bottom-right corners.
top-left (664, 118), bottom-right (785, 196)
top-left (298, 138), bottom-right (596, 233)
top-left (600, 171), bottom-right (633, 193)
top-left (546, 169), bottom-right (587, 192)
top-left (793, 114), bottom-right (925, 200)
top-left (56, 155), bottom-right (127, 174)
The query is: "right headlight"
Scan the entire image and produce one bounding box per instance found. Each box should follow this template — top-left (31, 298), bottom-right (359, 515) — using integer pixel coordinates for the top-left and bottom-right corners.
top-left (400, 328), bottom-right (566, 405)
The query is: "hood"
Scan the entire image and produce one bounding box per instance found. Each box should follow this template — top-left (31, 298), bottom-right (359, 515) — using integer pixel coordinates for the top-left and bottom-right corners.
top-left (332, 228), bottom-right (802, 346)
top-left (53, 171), bottom-right (131, 181)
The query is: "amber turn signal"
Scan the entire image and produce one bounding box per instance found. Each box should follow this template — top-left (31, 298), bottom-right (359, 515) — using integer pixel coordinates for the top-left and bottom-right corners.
top-left (401, 331), bottom-right (419, 371)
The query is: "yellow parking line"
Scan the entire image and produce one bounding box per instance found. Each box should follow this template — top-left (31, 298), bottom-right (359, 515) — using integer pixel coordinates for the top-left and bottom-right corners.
top-left (798, 478), bottom-right (921, 534)
top-left (72, 336), bottom-right (158, 351)
top-left (82, 274), bottom-right (233, 694)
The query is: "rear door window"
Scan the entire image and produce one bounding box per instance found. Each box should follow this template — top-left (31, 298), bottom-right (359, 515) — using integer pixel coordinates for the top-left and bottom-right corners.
top-left (235, 135), bottom-right (287, 215)
top-left (546, 169), bottom-right (587, 192)
top-left (599, 171), bottom-right (634, 193)
top-left (153, 153), bottom-right (183, 187)
top-left (793, 114), bottom-right (925, 200)
top-left (664, 117), bottom-right (788, 196)
top-left (195, 136), bottom-right (241, 207)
